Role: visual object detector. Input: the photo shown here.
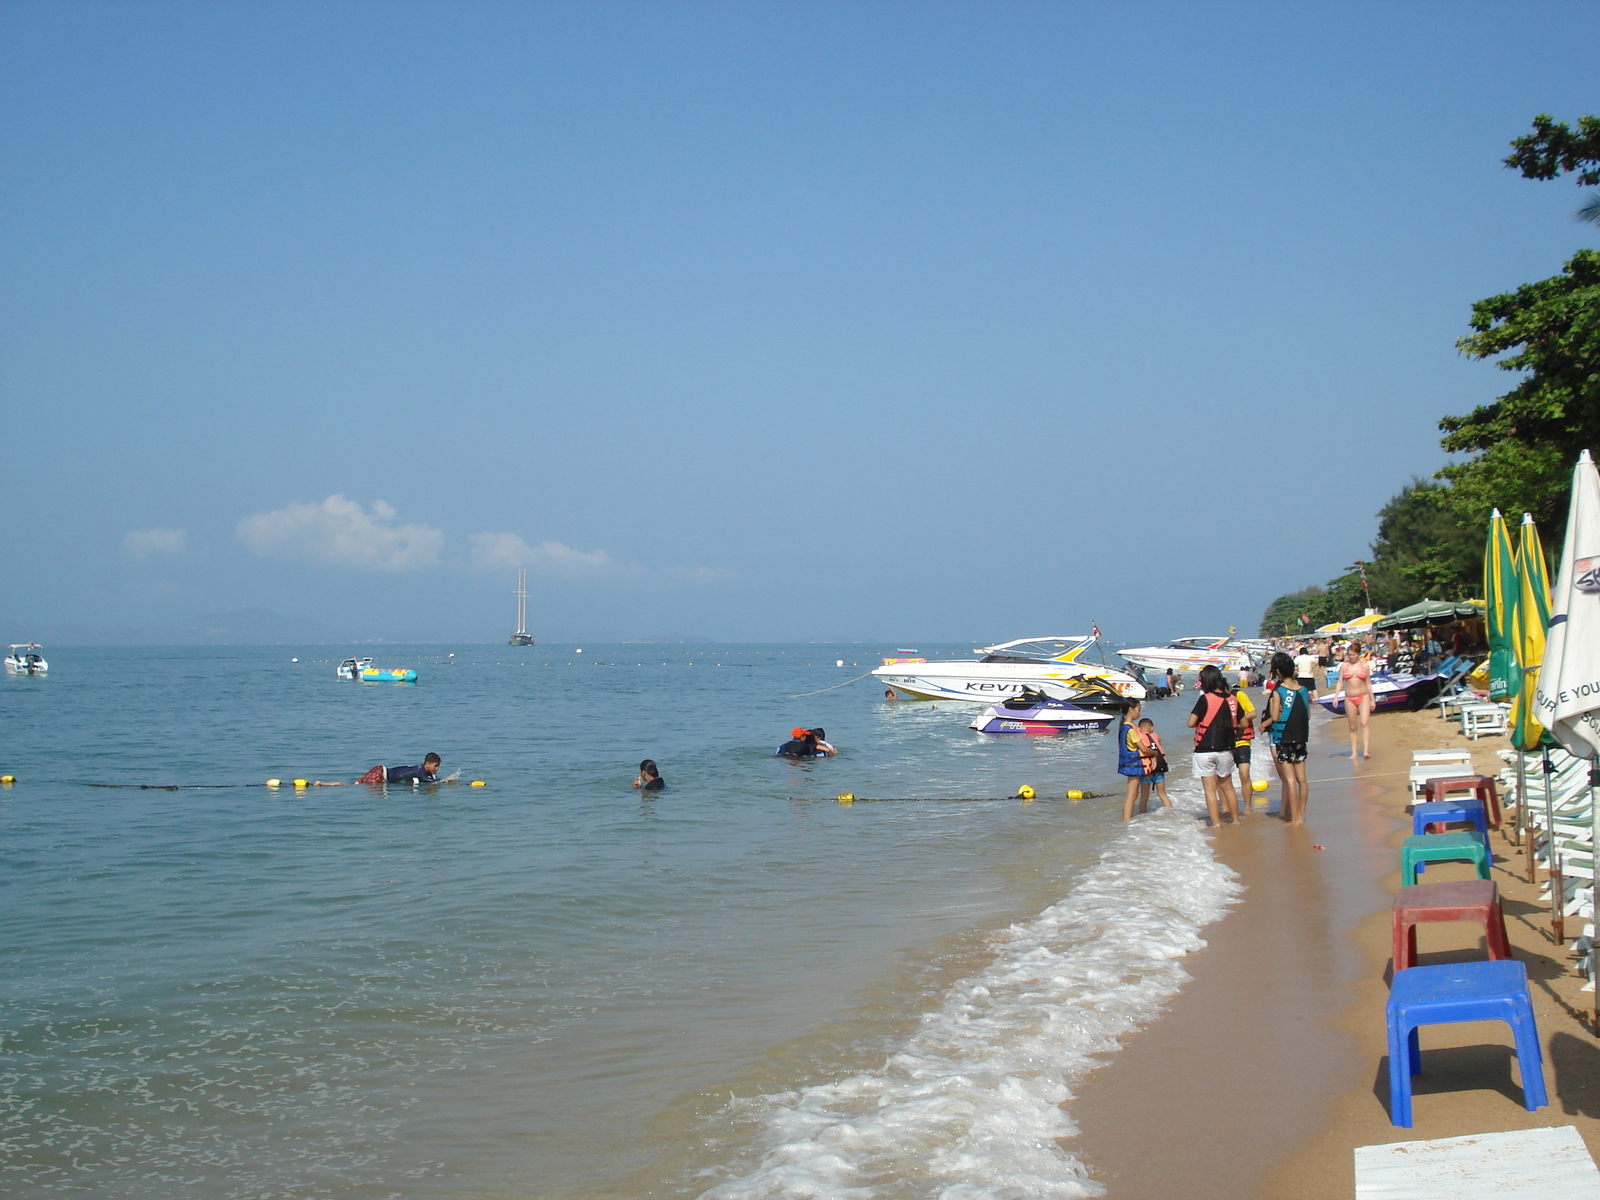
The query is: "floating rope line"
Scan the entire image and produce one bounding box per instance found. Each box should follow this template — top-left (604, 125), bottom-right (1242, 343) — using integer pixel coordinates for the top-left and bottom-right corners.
top-left (788, 670), bottom-right (876, 699)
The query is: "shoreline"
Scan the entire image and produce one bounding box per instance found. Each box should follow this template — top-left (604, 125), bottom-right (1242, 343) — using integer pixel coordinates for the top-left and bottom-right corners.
top-left (1068, 705), bottom-right (1600, 1196)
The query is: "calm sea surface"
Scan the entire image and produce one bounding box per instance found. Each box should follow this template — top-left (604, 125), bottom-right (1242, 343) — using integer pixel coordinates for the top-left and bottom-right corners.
top-left (0, 645), bottom-right (1231, 1199)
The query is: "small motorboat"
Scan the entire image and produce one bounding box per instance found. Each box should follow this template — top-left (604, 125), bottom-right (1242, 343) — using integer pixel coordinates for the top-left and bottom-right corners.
top-left (1317, 670), bottom-right (1444, 715)
top-left (337, 658), bottom-right (418, 683)
top-left (337, 657), bottom-right (373, 680)
top-left (969, 687), bottom-right (1118, 734)
top-left (4, 643), bottom-right (47, 675)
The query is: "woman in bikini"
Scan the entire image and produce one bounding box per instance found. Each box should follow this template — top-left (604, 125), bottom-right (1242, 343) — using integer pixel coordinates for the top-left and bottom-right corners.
top-left (1340, 642), bottom-right (1374, 760)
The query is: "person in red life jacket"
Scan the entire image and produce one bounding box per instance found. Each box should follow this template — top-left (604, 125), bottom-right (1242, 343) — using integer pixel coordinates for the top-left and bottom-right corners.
top-left (1187, 665), bottom-right (1240, 826)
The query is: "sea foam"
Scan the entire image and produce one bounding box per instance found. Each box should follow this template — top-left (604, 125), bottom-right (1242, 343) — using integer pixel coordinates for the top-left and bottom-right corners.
top-left (700, 781), bottom-right (1241, 1200)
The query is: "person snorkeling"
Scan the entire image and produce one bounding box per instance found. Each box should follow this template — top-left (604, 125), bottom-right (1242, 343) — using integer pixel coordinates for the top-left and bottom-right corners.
top-left (633, 759), bottom-right (665, 792)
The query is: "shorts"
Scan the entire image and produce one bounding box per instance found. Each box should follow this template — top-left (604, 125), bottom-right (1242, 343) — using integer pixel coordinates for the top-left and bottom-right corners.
top-left (1232, 744), bottom-right (1251, 765)
top-left (1145, 773), bottom-right (1166, 785)
top-left (1193, 750), bottom-right (1236, 778)
top-left (1274, 741), bottom-right (1308, 764)
top-left (1296, 677), bottom-right (1316, 690)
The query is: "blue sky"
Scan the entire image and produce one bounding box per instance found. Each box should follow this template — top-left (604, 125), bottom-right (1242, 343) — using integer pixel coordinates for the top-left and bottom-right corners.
top-left (3, 1), bottom-right (1596, 642)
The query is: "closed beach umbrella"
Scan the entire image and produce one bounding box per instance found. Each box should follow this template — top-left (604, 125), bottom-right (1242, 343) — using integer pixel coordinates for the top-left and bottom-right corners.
top-left (1510, 513), bottom-right (1551, 752)
top-left (1533, 451), bottom-right (1600, 1030)
top-left (1485, 508), bottom-right (1518, 701)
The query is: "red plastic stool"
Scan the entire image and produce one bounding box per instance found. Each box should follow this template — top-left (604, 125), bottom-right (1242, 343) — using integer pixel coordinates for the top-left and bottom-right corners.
top-left (1423, 775), bottom-right (1502, 828)
top-left (1392, 879), bottom-right (1512, 972)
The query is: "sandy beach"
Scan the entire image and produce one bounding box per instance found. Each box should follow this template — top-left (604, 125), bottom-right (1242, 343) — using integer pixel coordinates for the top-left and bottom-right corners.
top-left (1070, 702), bottom-right (1600, 1198)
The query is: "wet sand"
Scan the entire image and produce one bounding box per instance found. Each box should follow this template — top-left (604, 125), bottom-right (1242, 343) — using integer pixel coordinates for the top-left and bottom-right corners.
top-left (1069, 704), bottom-right (1600, 1198)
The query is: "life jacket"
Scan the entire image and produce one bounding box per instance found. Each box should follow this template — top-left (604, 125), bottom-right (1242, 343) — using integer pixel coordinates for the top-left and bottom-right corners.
top-left (1271, 686), bottom-right (1311, 742)
top-left (1117, 722), bottom-right (1146, 775)
top-left (1193, 693), bottom-right (1234, 749)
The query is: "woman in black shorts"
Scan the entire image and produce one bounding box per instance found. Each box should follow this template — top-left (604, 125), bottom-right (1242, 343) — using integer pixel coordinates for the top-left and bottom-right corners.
top-left (1261, 651), bottom-right (1312, 824)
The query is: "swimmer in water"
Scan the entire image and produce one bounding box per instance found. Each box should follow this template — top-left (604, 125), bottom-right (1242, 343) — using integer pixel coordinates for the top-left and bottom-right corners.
top-left (809, 728), bottom-right (837, 756)
top-left (314, 753), bottom-right (443, 785)
top-left (633, 759), bottom-right (665, 792)
top-left (776, 728), bottom-right (818, 757)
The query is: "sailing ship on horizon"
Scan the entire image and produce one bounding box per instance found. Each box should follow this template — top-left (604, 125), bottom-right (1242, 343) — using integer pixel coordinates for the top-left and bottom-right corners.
top-left (508, 566), bottom-right (535, 646)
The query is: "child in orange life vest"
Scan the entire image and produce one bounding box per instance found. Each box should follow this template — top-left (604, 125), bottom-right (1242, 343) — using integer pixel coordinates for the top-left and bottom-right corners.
top-left (1136, 718), bottom-right (1172, 810)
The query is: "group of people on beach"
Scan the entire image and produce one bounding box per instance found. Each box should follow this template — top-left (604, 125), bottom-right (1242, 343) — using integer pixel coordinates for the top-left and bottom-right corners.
top-left (1120, 653), bottom-right (1315, 827)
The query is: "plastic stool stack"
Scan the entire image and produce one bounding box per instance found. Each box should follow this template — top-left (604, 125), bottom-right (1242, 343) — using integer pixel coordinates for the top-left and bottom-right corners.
top-left (1384, 762), bottom-right (1547, 1128)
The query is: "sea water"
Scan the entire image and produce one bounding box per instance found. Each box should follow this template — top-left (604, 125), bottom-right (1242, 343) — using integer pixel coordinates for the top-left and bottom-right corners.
top-left (0, 645), bottom-right (1238, 1198)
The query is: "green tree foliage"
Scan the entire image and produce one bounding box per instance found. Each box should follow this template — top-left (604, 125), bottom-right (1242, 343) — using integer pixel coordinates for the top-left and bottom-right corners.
top-left (1438, 247), bottom-right (1600, 535)
top-left (1257, 482), bottom-right (1480, 636)
top-left (1505, 114), bottom-right (1600, 186)
top-left (1435, 115), bottom-right (1600, 539)
top-left (1364, 480), bottom-right (1480, 607)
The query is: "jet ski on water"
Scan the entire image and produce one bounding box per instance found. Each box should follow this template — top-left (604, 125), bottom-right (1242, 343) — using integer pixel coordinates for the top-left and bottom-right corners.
top-left (969, 687), bottom-right (1119, 735)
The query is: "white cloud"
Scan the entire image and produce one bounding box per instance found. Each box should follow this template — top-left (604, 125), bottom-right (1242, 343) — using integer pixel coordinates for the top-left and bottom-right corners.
top-left (469, 532), bottom-right (732, 585)
top-left (122, 527), bottom-right (187, 558)
top-left (237, 495), bottom-right (444, 571)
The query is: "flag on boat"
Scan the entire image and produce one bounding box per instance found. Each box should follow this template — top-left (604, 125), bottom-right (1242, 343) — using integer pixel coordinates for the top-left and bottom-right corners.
top-left (1536, 450), bottom-right (1600, 760)
top-left (1091, 622), bottom-right (1101, 640)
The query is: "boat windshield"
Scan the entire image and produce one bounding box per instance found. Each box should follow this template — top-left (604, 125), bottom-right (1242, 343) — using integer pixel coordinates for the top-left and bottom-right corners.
top-left (1168, 637), bottom-right (1232, 651)
top-left (974, 636), bottom-right (1096, 663)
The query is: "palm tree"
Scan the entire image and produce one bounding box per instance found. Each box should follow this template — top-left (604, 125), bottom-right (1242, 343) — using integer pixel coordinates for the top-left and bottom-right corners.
top-left (1578, 191), bottom-right (1600, 225)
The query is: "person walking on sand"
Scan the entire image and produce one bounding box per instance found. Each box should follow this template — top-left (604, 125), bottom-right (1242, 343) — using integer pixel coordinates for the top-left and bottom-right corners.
top-left (1119, 701), bottom-right (1151, 821)
top-left (1339, 642), bottom-right (1374, 760)
top-left (1293, 644), bottom-right (1320, 697)
top-left (1187, 666), bottom-right (1239, 827)
top-left (1261, 652), bottom-right (1311, 823)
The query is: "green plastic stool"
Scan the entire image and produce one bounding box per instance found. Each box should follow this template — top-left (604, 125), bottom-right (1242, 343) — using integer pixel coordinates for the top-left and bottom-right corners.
top-left (1400, 832), bottom-right (1491, 886)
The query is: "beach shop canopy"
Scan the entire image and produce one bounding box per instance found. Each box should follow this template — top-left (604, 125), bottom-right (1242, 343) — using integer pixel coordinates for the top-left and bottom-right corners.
top-left (1339, 613), bottom-right (1385, 634)
top-left (1313, 622), bottom-right (1344, 635)
top-left (1373, 599), bottom-right (1485, 631)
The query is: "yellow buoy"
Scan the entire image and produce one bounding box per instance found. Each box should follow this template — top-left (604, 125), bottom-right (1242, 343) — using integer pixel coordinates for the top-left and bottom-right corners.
top-left (1066, 789), bottom-right (1083, 800)
top-left (265, 779), bottom-right (281, 788)
top-left (293, 779), bottom-right (308, 788)
top-left (1017, 785), bottom-right (1035, 800)
top-left (471, 780), bottom-right (486, 787)
top-left (1252, 779), bottom-right (1269, 793)
top-left (837, 792), bottom-right (855, 803)
top-left (0, 775), bottom-right (13, 785)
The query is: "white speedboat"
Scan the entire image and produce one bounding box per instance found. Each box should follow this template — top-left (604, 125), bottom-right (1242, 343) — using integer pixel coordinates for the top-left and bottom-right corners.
top-left (872, 636), bottom-right (1146, 704)
top-left (337, 657), bottom-right (373, 680)
top-left (1118, 637), bottom-right (1252, 674)
top-left (5, 643), bottom-right (47, 675)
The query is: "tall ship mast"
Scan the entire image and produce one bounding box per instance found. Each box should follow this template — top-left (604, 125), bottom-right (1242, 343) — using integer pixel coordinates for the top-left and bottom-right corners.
top-left (508, 566), bottom-right (535, 645)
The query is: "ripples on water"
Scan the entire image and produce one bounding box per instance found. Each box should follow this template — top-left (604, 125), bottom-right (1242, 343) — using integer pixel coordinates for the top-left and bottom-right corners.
top-left (0, 646), bottom-right (1232, 1198)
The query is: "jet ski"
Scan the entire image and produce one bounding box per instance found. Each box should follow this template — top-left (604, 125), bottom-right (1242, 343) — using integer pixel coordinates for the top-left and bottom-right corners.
top-left (969, 687), bottom-right (1119, 735)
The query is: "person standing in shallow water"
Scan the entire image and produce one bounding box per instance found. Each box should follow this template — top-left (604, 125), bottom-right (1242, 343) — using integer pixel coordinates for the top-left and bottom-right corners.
top-left (1187, 665), bottom-right (1239, 827)
top-left (1118, 701), bottom-right (1150, 821)
top-left (633, 760), bottom-right (665, 792)
top-left (1261, 651), bottom-right (1311, 823)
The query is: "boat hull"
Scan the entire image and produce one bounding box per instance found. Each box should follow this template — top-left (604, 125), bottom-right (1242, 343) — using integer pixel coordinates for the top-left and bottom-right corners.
top-left (969, 704), bottom-right (1115, 734)
top-left (1316, 674), bottom-right (1442, 715)
top-left (872, 662), bottom-right (1145, 703)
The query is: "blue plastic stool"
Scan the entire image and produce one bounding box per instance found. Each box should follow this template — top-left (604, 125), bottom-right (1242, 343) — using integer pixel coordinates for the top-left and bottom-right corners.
top-left (1411, 799), bottom-right (1491, 857)
top-left (1400, 832), bottom-right (1491, 885)
top-left (1386, 959), bottom-right (1547, 1127)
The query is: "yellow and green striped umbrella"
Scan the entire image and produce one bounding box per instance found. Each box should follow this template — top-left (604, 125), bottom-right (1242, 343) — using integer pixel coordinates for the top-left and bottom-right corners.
top-left (1484, 508), bottom-right (1518, 701)
top-left (1510, 513), bottom-right (1551, 751)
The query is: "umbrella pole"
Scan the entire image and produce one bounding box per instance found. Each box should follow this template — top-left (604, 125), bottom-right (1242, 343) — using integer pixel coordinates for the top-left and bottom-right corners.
top-left (1554, 854), bottom-right (1566, 943)
top-left (1542, 748), bottom-right (1558, 890)
top-left (1591, 763), bottom-right (1600, 1036)
top-left (1513, 750), bottom-right (1525, 849)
